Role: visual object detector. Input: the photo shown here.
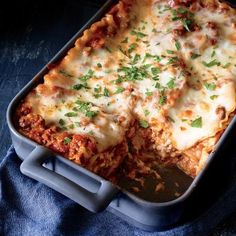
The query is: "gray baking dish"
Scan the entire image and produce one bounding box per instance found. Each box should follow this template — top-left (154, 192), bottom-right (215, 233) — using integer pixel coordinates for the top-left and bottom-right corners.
top-left (6, 0), bottom-right (236, 231)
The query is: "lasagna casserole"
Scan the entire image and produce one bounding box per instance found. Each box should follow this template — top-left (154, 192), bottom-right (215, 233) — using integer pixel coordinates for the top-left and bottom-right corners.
top-left (16, 0), bottom-right (236, 192)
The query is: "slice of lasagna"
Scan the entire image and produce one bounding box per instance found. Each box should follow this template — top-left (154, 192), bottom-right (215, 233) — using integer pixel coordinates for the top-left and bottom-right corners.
top-left (16, 0), bottom-right (236, 185)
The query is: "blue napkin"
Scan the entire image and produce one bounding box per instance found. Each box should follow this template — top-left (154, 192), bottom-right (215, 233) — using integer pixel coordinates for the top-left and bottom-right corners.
top-left (1, 146), bottom-right (236, 236)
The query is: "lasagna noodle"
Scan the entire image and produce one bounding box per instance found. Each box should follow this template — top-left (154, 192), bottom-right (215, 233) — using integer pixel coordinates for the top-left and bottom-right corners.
top-left (16, 0), bottom-right (236, 181)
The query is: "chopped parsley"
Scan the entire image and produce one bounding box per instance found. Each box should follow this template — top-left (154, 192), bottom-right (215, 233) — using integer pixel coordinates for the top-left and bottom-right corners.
top-left (118, 65), bottom-right (149, 81)
top-left (75, 122), bottom-right (81, 127)
top-left (103, 87), bottom-right (110, 97)
top-left (171, 7), bottom-right (194, 32)
top-left (166, 49), bottom-right (175, 54)
top-left (65, 112), bottom-right (77, 117)
top-left (75, 100), bottom-right (98, 118)
top-left (72, 83), bottom-right (89, 90)
top-left (144, 110), bottom-right (150, 116)
top-left (211, 50), bottom-right (216, 58)
top-left (113, 76), bottom-right (123, 84)
top-left (119, 46), bottom-right (129, 58)
top-left (85, 111), bottom-right (98, 118)
top-left (139, 119), bottom-right (149, 128)
top-left (128, 43), bottom-right (138, 54)
top-left (159, 93), bottom-right (166, 105)
top-left (151, 67), bottom-right (161, 75)
top-left (210, 95), bottom-right (218, 100)
top-left (155, 82), bottom-right (162, 90)
top-left (97, 63), bottom-right (102, 68)
top-left (145, 90), bottom-right (153, 96)
top-left (78, 69), bottom-right (94, 81)
top-left (202, 59), bottom-right (220, 67)
top-left (182, 18), bottom-right (192, 32)
top-left (64, 137), bottom-right (72, 144)
top-left (204, 82), bottom-right (216, 91)
top-left (191, 117), bottom-right (202, 128)
top-left (114, 87), bottom-right (125, 94)
top-left (131, 54), bottom-right (141, 64)
top-left (69, 124), bottom-right (75, 129)
top-left (94, 85), bottom-right (102, 97)
top-left (175, 41), bottom-right (181, 51)
top-left (131, 30), bottom-right (147, 39)
top-left (191, 53), bottom-right (201, 60)
top-left (59, 70), bottom-right (73, 78)
top-left (88, 131), bottom-right (94, 136)
top-left (222, 62), bottom-right (231, 68)
top-left (166, 78), bottom-right (175, 89)
top-left (59, 119), bottom-right (65, 126)
top-left (167, 56), bottom-right (179, 65)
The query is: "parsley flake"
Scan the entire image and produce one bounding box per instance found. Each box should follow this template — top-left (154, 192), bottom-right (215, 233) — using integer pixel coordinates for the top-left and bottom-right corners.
top-left (64, 137), bottom-right (72, 144)
top-left (139, 119), bottom-right (149, 128)
top-left (65, 112), bottom-right (77, 117)
top-left (175, 41), bottom-right (181, 50)
top-left (191, 117), bottom-right (202, 128)
top-left (204, 82), bottom-right (216, 91)
top-left (114, 87), bottom-right (125, 94)
top-left (202, 59), bottom-right (220, 67)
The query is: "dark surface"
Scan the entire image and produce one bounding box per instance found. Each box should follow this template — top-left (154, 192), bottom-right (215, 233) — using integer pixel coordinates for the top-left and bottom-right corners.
top-left (1, 0), bottom-right (236, 235)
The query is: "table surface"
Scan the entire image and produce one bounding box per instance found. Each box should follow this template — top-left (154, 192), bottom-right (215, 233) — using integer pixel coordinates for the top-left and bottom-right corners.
top-left (1, 0), bottom-right (236, 235)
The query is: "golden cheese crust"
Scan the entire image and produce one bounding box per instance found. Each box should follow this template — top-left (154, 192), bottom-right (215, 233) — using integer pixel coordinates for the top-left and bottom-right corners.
top-left (16, 0), bottom-right (236, 186)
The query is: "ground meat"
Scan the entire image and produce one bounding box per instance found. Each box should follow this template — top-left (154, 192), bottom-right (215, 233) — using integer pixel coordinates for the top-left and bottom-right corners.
top-left (168, 0), bottom-right (196, 8)
top-left (216, 106), bottom-right (226, 120)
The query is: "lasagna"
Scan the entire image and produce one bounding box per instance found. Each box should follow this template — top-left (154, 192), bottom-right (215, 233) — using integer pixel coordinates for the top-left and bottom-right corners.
top-left (16, 0), bottom-right (236, 191)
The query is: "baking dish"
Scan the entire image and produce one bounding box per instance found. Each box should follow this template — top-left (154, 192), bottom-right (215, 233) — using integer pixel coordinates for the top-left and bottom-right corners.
top-left (6, 0), bottom-right (236, 231)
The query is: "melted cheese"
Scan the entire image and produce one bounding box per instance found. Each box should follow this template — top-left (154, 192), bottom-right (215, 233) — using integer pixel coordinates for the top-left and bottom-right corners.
top-left (25, 0), bottom-right (236, 157)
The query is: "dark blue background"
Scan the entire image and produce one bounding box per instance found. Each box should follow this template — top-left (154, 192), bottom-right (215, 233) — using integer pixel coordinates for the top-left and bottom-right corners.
top-left (0, 0), bottom-right (236, 234)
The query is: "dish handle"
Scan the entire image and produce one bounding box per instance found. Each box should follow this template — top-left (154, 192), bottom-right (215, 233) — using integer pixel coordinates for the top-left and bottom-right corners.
top-left (20, 146), bottom-right (118, 213)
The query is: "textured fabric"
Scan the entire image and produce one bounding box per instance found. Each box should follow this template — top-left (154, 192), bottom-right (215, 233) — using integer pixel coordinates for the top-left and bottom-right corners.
top-left (1, 146), bottom-right (236, 236)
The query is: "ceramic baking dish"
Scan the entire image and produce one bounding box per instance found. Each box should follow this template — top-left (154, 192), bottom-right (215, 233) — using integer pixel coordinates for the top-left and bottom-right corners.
top-left (6, 0), bottom-right (236, 231)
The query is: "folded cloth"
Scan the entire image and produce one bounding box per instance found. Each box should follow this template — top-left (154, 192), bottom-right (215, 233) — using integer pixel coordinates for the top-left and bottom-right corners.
top-left (1, 146), bottom-right (236, 236)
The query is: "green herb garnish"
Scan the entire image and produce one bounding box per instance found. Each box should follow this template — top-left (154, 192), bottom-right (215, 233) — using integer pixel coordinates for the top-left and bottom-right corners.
top-left (151, 67), bottom-right (161, 75)
top-left (131, 30), bottom-right (147, 39)
top-left (103, 87), bottom-right (110, 97)
top-left (210, 95), bottom-right (218, 100)
top-left (144, 110), bottom-right (150, 116)
top-left (145, 90), bottom-right (153, 96)
top-left (64, 137), bottom-right (72, 144)
top-left (128, 43), bottom-right (138, 54)
top-left (78, 69), bottom-right (94, 81)
top-left (114, 87), bottom-right (125, 94)
top-left (166, 49), bottom-right (175, 54)
top-left (175, 41), bottom-right (181, 50)
top-left (166, 78), bottom-right (175, 89)
top-left (202, 59), bottom-right (220, 67)
top-left (59, 70), bottom-right (73, 78)
top-left (222, 62), bottom-right (231, 68)
top-left (75, 100), bottom-right (98, 118)
top-left (159, 93), bottom-right (166, 105)
top-left (204, 82), bottom-right (216, 91)
top-left (59, 119), bottom-right (65, 126)
top-left (131, 54), bottom-right (141, 64)
top-left (191, 117), bottom-right (202, 128)
top-left (191, 53), bottom-right (201, 59)
top-left (72, 83), bottom-right (89, 90)
top-left (65, 112), bottom-right (77, 117)
top-left (139, 119), bottom-right (149, 128)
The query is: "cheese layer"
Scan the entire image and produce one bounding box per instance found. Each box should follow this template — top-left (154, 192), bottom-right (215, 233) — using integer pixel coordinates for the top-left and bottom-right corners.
top-left (24, 0), bottom-right (236, 158)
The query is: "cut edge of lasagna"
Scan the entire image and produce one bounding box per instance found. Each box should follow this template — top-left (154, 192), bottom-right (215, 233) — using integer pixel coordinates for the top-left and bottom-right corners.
top-left (15, 0), bottom-right (236, 195)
